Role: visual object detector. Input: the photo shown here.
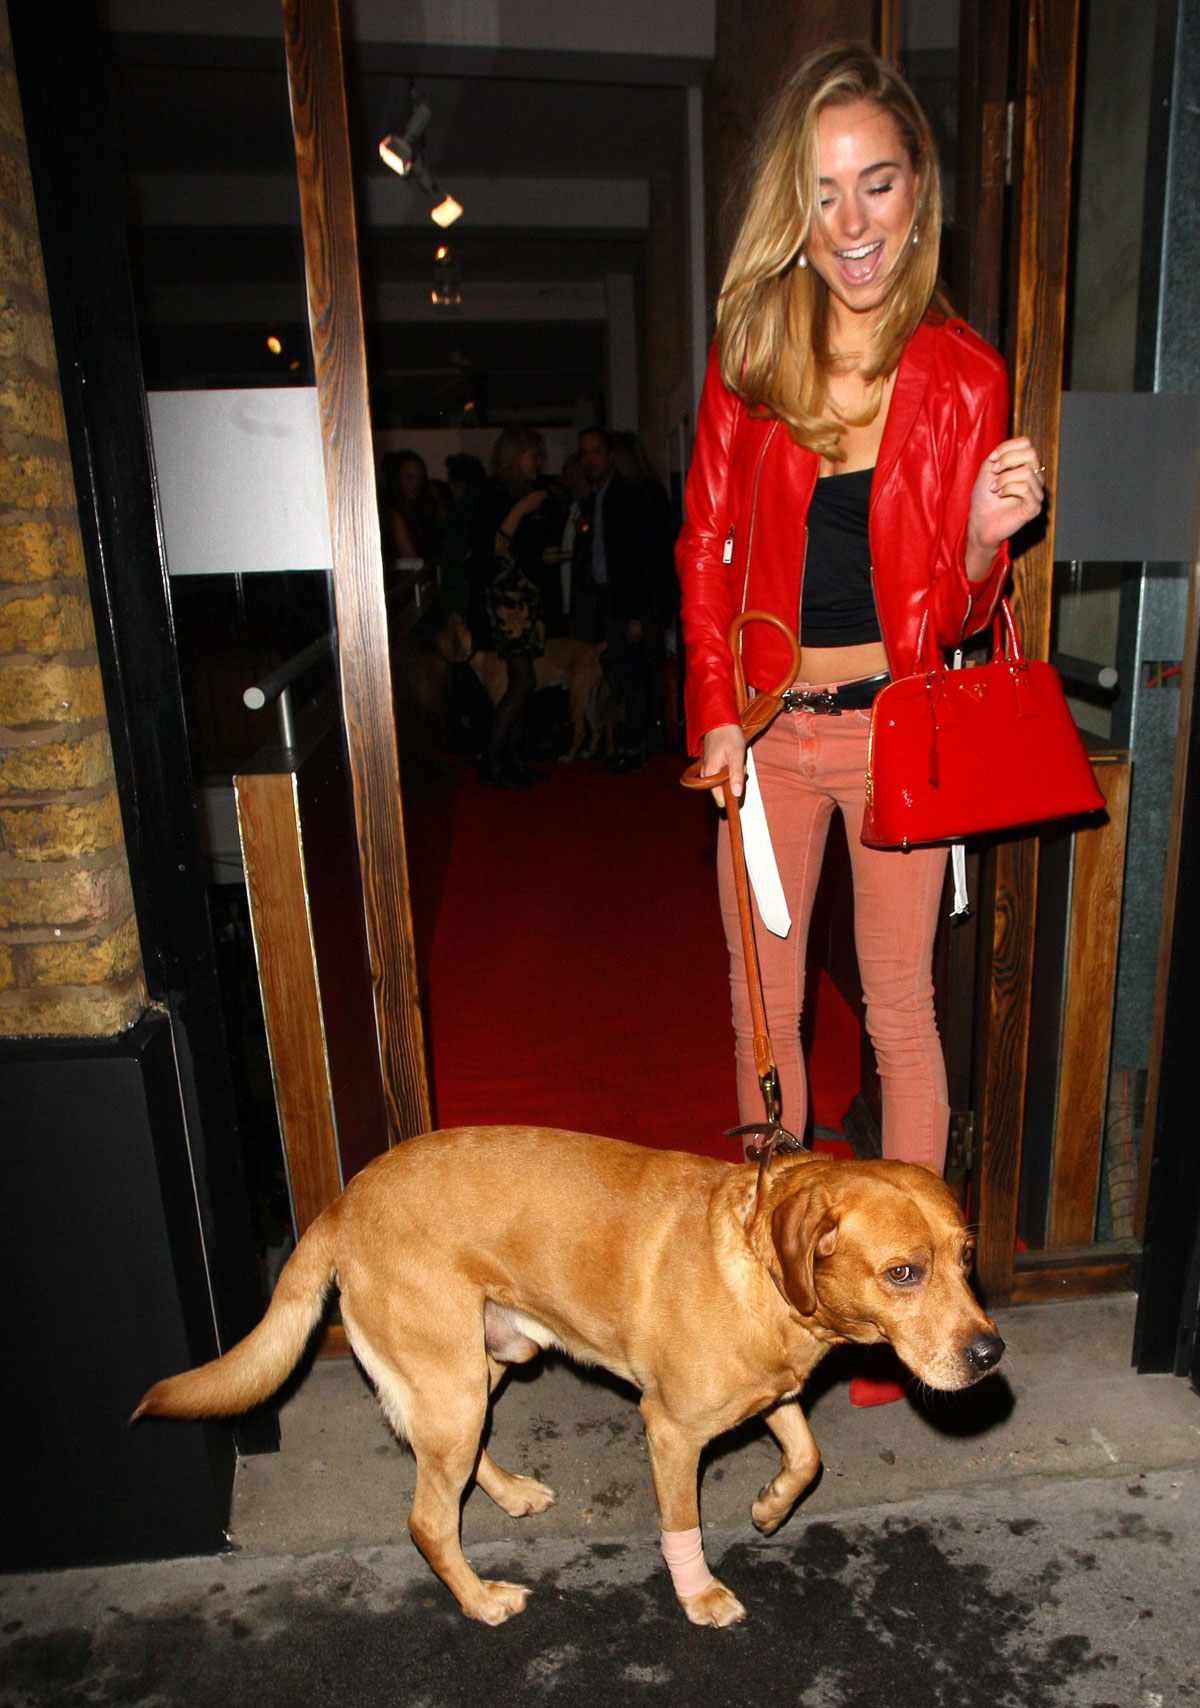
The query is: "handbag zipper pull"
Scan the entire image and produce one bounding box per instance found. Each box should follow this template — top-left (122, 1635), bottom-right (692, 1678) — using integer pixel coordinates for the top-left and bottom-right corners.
top-left (722, 528), bottom-right (734, 565)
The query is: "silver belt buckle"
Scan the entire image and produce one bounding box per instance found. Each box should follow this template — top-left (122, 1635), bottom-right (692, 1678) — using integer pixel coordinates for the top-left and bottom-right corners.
top-left (782, 687), bottom-right (841, 715)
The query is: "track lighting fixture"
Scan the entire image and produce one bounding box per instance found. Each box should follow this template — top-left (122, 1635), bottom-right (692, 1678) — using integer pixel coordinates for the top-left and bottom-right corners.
top-left (379, 89), bottom-right (463, 227)
top-left (378, 100), bottom-right (430, 177)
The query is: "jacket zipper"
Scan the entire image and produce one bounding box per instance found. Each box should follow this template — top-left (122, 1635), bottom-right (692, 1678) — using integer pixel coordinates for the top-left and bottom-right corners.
top-left (797, 529), bottom-right (809, 637)
top-left (870, 562), bottom-right (898, 679)
top-left (740, 422), bottom-right (779, 614)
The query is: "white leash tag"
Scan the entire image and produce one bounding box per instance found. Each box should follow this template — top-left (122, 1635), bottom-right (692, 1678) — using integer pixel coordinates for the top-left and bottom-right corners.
top-left (951, 842), bottom-right (969, 917)
top-left (949, 647), bottom-right (969, 917)
top-left (741, 747), bottom-right (791, 937)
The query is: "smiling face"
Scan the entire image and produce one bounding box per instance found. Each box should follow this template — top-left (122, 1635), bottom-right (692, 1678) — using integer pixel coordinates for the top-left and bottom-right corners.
top-left (804, 97), bottom-right (919, 336)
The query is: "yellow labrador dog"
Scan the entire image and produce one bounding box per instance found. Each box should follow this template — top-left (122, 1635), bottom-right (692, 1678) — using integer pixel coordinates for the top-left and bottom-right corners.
top-left (435, 611), bottom-right (609, 761)
top-left (136, 1127), bottom-right (1003, 1628)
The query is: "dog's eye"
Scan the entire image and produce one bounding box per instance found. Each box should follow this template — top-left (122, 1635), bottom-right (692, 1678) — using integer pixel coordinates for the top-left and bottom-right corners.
top-left (961, 1243), bottom-right (976, 1268)
top-left (885, 1264), bottom-right (920, 1286)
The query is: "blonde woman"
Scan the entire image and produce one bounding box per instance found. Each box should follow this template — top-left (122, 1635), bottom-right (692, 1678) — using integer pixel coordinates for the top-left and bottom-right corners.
top-left (678, 42), bottom-right (1043, 1395)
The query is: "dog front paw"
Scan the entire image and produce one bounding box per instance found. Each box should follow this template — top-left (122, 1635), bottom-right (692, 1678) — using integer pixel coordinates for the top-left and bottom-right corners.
top-left (679, 1579), bottom-right (746, 1628)
top-left (751, 1477), bottom-right (796, 1534)
top-left (464, 1579), bottom-right (531, 1625)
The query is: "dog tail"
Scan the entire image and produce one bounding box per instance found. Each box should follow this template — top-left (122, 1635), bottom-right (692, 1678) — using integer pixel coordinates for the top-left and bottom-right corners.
top-left (132, 1209), bottom-right (338, 1422)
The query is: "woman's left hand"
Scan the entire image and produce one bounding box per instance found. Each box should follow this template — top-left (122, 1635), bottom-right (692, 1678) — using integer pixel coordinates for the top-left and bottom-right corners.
top-left (967, 436), bottom-right (1045, 554)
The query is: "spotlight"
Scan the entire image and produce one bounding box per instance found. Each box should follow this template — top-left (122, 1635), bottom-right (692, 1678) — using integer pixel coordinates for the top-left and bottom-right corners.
top-left (431, 193), bottom-right (463, 229)
top-left (379, 88), bottom-right (464, 226)
top-left (378, 100), bottom-right (430, 177)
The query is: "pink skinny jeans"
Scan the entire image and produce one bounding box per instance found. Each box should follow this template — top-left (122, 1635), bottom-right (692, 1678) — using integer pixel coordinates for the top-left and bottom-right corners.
top-left (717, 702), bottom-right (949, 1172)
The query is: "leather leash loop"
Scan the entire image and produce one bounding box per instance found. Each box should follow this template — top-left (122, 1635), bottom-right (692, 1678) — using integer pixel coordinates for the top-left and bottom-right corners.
top-left (681, 611), bottom-right (804, 1164)
top-left (679, 611), bottom-right (802, 793)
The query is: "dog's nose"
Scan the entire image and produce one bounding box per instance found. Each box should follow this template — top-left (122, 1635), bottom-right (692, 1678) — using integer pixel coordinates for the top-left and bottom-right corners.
top-left (966, 1331), bottom-right (1005, 1373)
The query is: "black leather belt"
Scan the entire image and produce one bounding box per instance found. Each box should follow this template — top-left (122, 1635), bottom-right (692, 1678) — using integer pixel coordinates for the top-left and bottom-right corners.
top-left (781, 671), bottom-right (891, 714)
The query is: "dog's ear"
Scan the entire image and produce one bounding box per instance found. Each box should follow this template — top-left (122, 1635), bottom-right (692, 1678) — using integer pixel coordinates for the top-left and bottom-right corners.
top-left (770, 1186), bottom-right (839, 1317)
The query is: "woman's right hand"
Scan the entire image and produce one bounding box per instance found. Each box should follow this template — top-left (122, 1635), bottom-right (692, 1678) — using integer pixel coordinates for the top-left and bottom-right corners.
top-left (701, 723), bottom-right (746, 810)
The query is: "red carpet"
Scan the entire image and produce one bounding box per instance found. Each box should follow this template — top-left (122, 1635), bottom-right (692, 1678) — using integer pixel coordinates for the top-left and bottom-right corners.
top-left (426, 756), bottom-right (857, 1160)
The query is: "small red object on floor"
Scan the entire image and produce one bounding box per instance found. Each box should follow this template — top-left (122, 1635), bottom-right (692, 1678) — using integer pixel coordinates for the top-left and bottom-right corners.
top-left (849, 1372), bottom-right (909, 1408)
top-left (849, 1346), bottom-right (913, 1407)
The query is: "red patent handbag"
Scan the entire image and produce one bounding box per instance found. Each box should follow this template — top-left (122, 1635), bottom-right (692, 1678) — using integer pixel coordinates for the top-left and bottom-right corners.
top-left (861, 599), bottom-right (1106, 849)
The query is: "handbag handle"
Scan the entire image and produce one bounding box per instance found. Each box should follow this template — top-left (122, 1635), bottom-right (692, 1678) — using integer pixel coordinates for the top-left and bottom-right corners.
top-left (992, 597), bottom-right (1025, 666)
top-left (919, 595), bottom-right (1025, 675)
top-left (679, 609), bottom-right (802, 791)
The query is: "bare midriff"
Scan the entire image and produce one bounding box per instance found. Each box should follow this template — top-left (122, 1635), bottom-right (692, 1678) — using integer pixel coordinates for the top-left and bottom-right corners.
top-left (796, 638), bottom-right (890, 685)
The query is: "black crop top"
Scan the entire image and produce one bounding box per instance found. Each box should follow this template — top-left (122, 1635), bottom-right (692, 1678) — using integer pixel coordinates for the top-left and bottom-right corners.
top-left (799, 466), bottom-right (882, 647)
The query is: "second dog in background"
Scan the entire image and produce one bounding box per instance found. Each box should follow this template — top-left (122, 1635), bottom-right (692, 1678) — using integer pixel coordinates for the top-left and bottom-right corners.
top-left (437, 611), bottom-right (611, 763)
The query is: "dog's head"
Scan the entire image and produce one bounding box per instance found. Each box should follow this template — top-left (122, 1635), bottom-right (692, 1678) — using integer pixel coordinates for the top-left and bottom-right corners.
top-left (764, 1158), bottom-right (1003, 1391)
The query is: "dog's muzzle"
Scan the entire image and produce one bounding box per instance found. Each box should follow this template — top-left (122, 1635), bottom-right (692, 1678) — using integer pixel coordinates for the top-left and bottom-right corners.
top-left (966, 1331), bottom-right (1005, 1374)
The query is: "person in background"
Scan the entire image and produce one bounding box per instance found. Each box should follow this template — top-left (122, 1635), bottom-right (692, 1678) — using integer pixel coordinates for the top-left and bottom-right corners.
top-left (573, 427), bottom-right (653, 772)
top-left (440, 453), bottom-right (487, 627)
top-left (379, 448), bottom-right (440, 566)
top-left (610, 430), bottom-right (679, 752)
top-left (676, 43), bottom-right (1044, 1401)
top-left (557, 452), bottom-right (591, 632)
top-left (475, 426), bottom-right (564, 787)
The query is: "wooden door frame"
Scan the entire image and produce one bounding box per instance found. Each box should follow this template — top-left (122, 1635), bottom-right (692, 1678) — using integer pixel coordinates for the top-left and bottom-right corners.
top-left (972, 0), bottom-right (1087, 1304)
top-left (282, 0), bottom-right (430, 1142)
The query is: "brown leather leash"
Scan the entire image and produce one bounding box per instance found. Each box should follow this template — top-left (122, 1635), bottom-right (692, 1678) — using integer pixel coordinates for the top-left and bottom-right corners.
top-left (682, 611), bottom-right (806, 1176)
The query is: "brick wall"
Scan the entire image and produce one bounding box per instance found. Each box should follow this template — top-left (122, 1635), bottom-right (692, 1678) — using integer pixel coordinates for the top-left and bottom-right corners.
top-left (0, 0), bottom-right (146, 1036)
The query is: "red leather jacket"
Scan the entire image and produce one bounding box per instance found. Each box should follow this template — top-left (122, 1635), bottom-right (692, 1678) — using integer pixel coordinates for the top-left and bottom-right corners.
top-left (677, 314), bottom-right (1012, 753)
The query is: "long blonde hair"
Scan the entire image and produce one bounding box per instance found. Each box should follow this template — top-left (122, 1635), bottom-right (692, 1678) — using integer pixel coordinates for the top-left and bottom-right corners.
top-left (717, 42), bottom-right (947, 458)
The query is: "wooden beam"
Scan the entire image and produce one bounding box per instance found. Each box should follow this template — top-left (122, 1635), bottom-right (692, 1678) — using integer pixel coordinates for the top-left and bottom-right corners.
top-left (974, 0), bottom-right (1080, 1303)
top-left (235, 769), bottom-right (342, 1236)
top-left (954, 0), bottom-right (1014, 347)
top-left (282, 0), bottom-right (431, 1140)
top-left (1010, 1242), bottom-right (1139, 1304)
top-left (1046, 756), bottom-right (1131, 1247)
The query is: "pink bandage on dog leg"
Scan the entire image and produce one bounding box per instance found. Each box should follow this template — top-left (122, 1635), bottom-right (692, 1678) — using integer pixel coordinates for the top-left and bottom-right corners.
top-left (660, 1527), bottom-right (714, 1599)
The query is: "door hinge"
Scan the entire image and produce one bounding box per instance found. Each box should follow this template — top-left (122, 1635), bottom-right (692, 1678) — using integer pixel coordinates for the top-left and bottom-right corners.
top-left (948, 1109), bottom-right (976, 1174)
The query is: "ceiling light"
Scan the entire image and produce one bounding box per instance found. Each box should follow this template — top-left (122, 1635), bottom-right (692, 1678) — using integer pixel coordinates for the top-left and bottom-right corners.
top-left (378, 99), bottom-right (431, 177)
top-left (379, 134), bottom-right (413, 175)
top-left (432, 246), bottom-right (462, 308)
top-left (379, 89), bottom-right (465, 224)
top-left (266, 334), bottom-right (283, 355)
top-left (431, 193), bottom-right (463, 229)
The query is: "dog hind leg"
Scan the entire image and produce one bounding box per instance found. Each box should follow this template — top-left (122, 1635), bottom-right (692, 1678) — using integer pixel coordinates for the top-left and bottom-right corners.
top-left (406, 1366), bottom-right (533, 1625)
top-left (343, 1300), bottom-right (532, 1624)
top-left (475, 1308), bottom-right (556, 1518)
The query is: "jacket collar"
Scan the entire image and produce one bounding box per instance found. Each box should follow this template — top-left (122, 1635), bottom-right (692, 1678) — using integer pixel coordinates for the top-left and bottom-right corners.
top-left (874, 318), bottom-right (936, 494)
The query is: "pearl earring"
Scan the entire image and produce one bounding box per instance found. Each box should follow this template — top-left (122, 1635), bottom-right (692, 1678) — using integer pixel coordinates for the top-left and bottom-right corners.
top-left (798, 253), bottom-right (808, 269)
